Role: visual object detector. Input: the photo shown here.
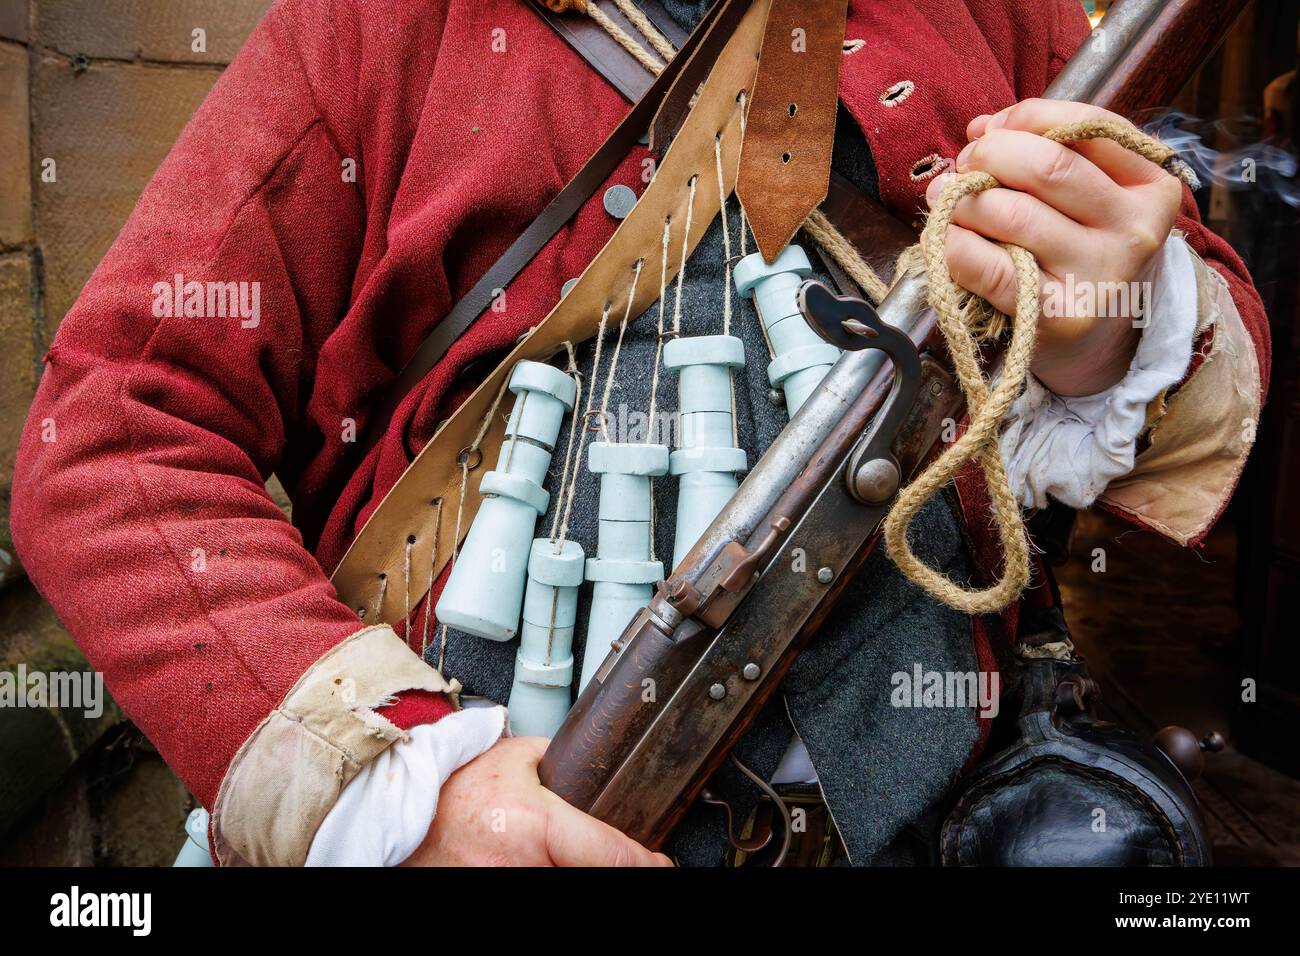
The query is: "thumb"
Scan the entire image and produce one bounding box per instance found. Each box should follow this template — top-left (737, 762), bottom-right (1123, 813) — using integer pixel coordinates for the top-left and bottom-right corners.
top-left (510, 734), bottom-right (552, 765)
top-left (543, 800), bottom-right (674, 867)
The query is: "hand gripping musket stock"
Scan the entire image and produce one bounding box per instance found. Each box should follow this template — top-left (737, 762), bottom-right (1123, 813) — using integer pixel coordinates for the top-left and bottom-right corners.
top-left (537, 0), bottom-right (1252, 854)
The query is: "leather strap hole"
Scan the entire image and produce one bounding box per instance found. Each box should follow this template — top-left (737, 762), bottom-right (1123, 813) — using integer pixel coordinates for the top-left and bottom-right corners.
top-left (357, 607), bottom-right (367, 619)
top-left (457, 447), bottom-right (483, 470)
top-left (406, 533), bottom-right (417, 545)
top-left (787, 103), bottom-right (797, 117)
top-left (781, 152), bottom-right (792, 164)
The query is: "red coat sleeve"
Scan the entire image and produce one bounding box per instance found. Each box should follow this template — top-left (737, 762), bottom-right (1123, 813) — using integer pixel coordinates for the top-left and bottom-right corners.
top-left (9, 0), bottom-right (444, 820)
top-left (1045, 0), bottom-right (1271, 547)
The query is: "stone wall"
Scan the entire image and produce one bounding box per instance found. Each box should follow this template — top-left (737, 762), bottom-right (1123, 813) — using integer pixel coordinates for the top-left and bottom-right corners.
top-left (0, 0), bottom-right (273, 866)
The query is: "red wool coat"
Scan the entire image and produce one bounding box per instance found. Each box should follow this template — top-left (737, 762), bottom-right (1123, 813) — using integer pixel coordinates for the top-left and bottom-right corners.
top-left (10, 0), bottom-right (1268, 859)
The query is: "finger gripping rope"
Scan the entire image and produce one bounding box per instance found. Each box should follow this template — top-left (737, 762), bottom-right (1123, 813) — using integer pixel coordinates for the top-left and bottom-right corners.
top-left (881, 119), bottom-right (1192, 615)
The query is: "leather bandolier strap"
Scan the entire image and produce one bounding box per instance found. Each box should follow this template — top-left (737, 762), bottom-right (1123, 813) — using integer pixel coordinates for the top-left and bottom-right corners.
top-left (333, 0), bottom-right (773, 621)
top-left (355, 0), bottom-right (740, 456)
top-left (332, 0), bottom-right (915, 625)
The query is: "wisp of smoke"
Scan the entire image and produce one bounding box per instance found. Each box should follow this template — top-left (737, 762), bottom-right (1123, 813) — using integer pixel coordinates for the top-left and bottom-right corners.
top-left (1143, 110), bottom-right (1300, 210)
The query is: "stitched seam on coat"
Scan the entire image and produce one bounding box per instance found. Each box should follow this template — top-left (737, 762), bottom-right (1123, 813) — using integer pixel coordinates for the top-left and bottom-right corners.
top-left (113, 125), bottom-right (347, 711)
top-left (216, 118), bottom-right (327, 249)
top-left (277, 0), bottom-right (357, 173)
top-left (113, 372), bottom-right (281, 711)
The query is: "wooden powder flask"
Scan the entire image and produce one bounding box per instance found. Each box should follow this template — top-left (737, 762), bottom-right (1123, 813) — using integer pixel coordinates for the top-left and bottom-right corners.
top-left (538, 0), bottom-right (1252, 851)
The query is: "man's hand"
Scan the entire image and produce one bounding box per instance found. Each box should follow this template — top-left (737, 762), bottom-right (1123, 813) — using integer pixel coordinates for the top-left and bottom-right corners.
top-left (401, 735), bottom-right (674, 867)
top-left (925, 99), bottom-right (1186, 397)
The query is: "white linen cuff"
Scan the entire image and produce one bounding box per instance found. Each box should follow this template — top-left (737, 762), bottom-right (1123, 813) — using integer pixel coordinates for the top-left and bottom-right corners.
top-left (999, 236), bottom-right (1200, 510)
top-left (305, 704), bottom-right (508, 867)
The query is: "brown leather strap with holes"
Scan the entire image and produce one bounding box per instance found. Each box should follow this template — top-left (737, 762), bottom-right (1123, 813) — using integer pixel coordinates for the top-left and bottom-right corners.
top-left (356, 0), bottom-right (747, 456)
top-left (331, 0), bottom-right (772, 622)
top-left (736, 0), bottom-right (849, 261)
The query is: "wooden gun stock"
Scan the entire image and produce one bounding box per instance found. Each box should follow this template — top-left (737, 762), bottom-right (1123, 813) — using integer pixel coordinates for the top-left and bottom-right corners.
top-left (539, 0), bottom-right (1250, 849)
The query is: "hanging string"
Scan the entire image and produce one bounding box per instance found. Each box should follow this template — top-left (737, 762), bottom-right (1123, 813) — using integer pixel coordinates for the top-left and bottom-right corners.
top-left (646, 217), bottom-right (672, 563)
top-left (436, 455), bottom-right (470, 672)
top-left (402, 536), bottom-right (413, 637)
top-left (549, 341), bottom-right (585, 549)
top-left (554, 257), bottom-right (638, 545)
top-left (420, 497), bottom-right (444, 655)
top-left (714, 133), bottom-right (742, 449)
top-left (372, 573), bottom-right (388, 624)
top-left (596, 259), bottom-right (646, 441)
top-left (714, 136), bottom-right (734, 337)
top-left (577, 9), bottom-right (891, 316)
top-left (552, 301), bottom-right (611, 549)
top-left (430, 371), bottom-right (513, 669)
top-left (737, 90), bottom-right (749, 261)
top-left (733, 90), bottom-right (776, 361)
top-left (671, 175), bottom-right (698, 336)
top-left (646, 218), bottom-right (673, 430)
top-left (552, 265), bottom-right (646, 549)
top-left (501, 393), bottom-right (525, 470)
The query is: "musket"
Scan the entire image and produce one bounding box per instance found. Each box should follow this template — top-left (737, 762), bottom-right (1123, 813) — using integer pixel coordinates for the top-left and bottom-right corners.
top-left (538, 0), bottom-right (1251, 850)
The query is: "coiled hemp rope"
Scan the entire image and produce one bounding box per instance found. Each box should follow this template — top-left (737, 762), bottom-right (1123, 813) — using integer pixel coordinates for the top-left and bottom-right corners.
top-left (881, 119), bottom-right (1197, 615)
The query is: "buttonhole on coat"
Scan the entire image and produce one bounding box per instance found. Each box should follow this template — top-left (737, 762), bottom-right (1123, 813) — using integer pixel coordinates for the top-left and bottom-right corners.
top-left (881, 81), bottom-right (915, 107)
top-left (909, 153), bottom-right (949, 182)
